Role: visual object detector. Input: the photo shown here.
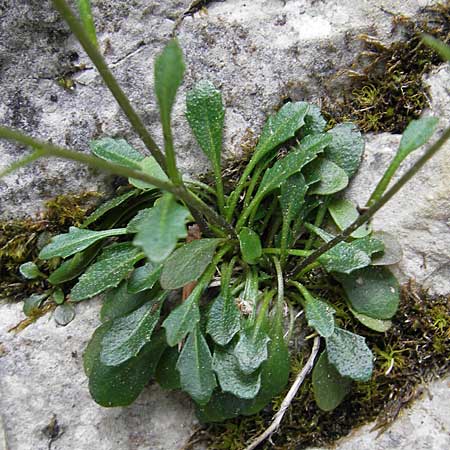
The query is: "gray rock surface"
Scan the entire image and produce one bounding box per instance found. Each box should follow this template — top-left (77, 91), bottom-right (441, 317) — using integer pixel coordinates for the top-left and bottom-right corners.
top-left (0, 1), bottom-right (449, 450)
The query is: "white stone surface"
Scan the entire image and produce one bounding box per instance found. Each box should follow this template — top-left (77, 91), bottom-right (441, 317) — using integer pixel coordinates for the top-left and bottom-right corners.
top-left (1, 1), bottom-right (449, 450)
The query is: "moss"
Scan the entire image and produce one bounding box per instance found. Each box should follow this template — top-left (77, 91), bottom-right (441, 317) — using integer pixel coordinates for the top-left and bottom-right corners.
top-left (322, 3), bottom-right (450, 133)
top-left (188, 281), bottom-right (450, 449)
top-left (0, 192), bottom-right (99, 301)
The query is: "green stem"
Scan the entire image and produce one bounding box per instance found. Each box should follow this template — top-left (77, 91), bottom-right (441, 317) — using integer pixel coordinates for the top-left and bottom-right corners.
top-left (279, 218), bottom-right (290, 268)
top-left (213, 163), bottom-right (226, 216)
top-left (0, 127), bottom-right (236, 237)
top-left (77, 0), bottom-right (97, 47)
top-left (305, 199), bottom-right (329, 250)
top-left (288, 124), bottom-right (450, 279)
top-left (272, 256), bottom-right (284, 320)
top-left (289, 281), bottom-right (314, 306)
top-left (263, 248), bottom-right (312, 257)
top-left (51, 0), bottom-right (167, 172)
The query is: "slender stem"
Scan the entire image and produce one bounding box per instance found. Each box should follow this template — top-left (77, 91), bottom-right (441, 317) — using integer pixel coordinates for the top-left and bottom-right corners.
top-left (263, 248), bottom-right (312, 257)
top-left (213, 163), bottom-right (226, 216)
top-left (279, 218), bottom-right (290, 267)
top-left (51, 0), bottom-right (167, 172)
top-left (244, 336), bottom-right (321, 450)
top-left (272, 256), bottom-right (284, 319)
top-left (0, 127), bottom-right (236, 237)
top-left (0, 151), bottom-right (43, 178)
top-left (288, 124), bottom-right (450, 279)
top-left (305, 199), bottom-right (329, 250)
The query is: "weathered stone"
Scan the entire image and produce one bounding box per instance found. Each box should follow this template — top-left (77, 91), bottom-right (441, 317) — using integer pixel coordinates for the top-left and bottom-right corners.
top-left (1, 1), bottom-right (449, 450)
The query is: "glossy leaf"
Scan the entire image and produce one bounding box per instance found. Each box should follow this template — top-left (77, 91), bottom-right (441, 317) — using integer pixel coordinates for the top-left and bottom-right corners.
top-left (54, 303), bottom-right (76, 326)
top-left (81, 189), bottom-right (137, 228)
top-left (129, 156), bottom-right (168, 190)
top-left (155, 346), bottom-right (181, 390)
top-left (88, 330), bottom-right (167, 407)
top-left (213, 347), bottom-right (261, 399)
top-left (312, 351), bottom-right (352, 411)
top-left (371, 231), bottom-right (403, 266)
top-left (324, 123), bottom-right (364, 178)
top-left (328, 198), bottom-right (371, 238)
top-left (251, 102), bottom-right (309, 166)
top-left (397, 117), bottom-right (439, 160)
top-left (326, 328), bottom-right (373, 382)
top-left (319, 241), bottom-right (371, 274)
top-left (23, 293), bottom-right (48, 317)
top-left (100, 281), bottom-right (155, 322)
top-left (305, 158), bottom-right (349, 195)
top-left (176, 327), bottom-right (216, 405)
top-left (238, 228), bottom-right (262, 264)
top-left (206, 294), bottom-right (241, 346)
top-left (160, 239), bottom-right (221, 290)
top-left (335, 266), bottom-right (400, 319)
top-left (186, 80), bottom-right (224, 171)
top-left (154, 39), bottom-right (185, 136)
top-left (39, 226), bottom-right (128, 260)
top-left (100, 294), bottom-right (165, 366)
top-left (304, 294), bottom-right (335, 338)
top-left (350, 308), bottom-right (392, 332)
top-left (70, 243), bottom-right (143, 302)
top-left (128, 263), bottom-right (162, 293)
top-left (280, 173), bottom-right (308, 225)
top-left (48, 242), bottom-right (103, 285)
top-left (133, 194), bottom-right (190, 263)
top-left (90, 138), bottom-right (143, 169)
top-left (162, 285), bottom-right (202, 346)
top-left (19, 262), bottom-right (44, 279)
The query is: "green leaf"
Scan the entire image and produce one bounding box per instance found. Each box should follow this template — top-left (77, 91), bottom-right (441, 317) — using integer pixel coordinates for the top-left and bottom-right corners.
top-left (52, 287), bottom-right (65, 305)
top-left (100, 293), bottom-right (165, 366)
top-left (256, 133), bottom-right (330, 198)
top-left (162, 285), bottom-right (202, 346)
top-left (88, 330), bottom-right (167, 407)
top-left (128, 263), bottom-right (162, 293)
top-left (126, 208), bottom-right (152, 233)
top-left (19, 262), bottom-right (44, 279)
top-left (334, 266), bottom-right (400, 319)
top-left (133, 194), bottom-right (190, 263)
top-left (251, 102), bottom-right (309, 166)
top-left (350, 308), bottom-right (392, 332)
top-left (398, 117), bottom-right (439, 160)
top-left (324, 123), bottom-right (364, 178)
top-left (77, 0), bottom-right (97, 46)
top-left (371, 231), bottom-right (402, 266)
top-left (280, 173), bottom-right (308, 225)
top-left (155, 346), bottom-right (181, 390)
top-left (39, 226), bottom-right (128, 260)
top-left (301, 104), bottom-right (327, 136)
top-left (23, 293), bottom-right (49, 317)
top-left (305, 158), bottom-right (349, 195)
top-left (90, 138), bottom-right (144, 169)
top-left (186, 80), bottom-right (224, 171)
top-left (422, 34), bottom-right (450, 61)
top-left (213, 347), bottom-right (261, 400)
top-left (319, 242), bottom-right (371, 274)
top-left (350, 235), bottom-right (385, 257)
top-left (234, 322), bottom-right (270, 375)
top-left (129, 156), bottom-right (168, 190)
top-left (100, 281), bottom-right (156, 322)
top-left (326, 328), bottom-right (373, 382)
top-left (81, 190), bottom-right (138, 228)
top-left (53, 303), bottom-right (76, 326)
top-left (328, 198), bottom-right (371, 238)
top-left (176, 326), bottom-right (216, 405)
top-left (83, 321), bottom-right (112, 377)
top-left (206, 294), bottom-right (241, 346)
top-left (238, 228), bottom-right (262, 264)
top-left (155, 39), bottom-right (185, 136)
top-left (304, 294), bottom-right (335, 338)
top-left (47, 242), bottom-right (103, 285)
top-left (312, 351), bottom-right (352, 411)
top-left (160, 239), bottom-right (221, 290)
top-left (70, 243), bottom-right (143, 302)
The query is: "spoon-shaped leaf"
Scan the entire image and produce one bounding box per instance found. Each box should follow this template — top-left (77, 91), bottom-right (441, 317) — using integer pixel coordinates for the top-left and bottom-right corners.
top-left (155, 346), bottom-right (181, 390)
top-left (280, 173), bottom-right (308, 225)
top-left (90, 138), bottom-right (143, 169)
top-left (328, 198), bottom-right (371, 238)
top-left (39, 226), bottom-right (128, 259)
top-left (133, 194), bottom-right (190, 263)
top-left (238, 228), bottom-right (262, 264)
top-left (370, 231), bottom-right (402, 266)
top-left (176, 326), bottom-right (216, 405)
top-left (19, 262), bottom-right (45, 280)
top-left (207, 294), bottom-right (241, 346)
top-left (305, 157), bottom-right (349, 195)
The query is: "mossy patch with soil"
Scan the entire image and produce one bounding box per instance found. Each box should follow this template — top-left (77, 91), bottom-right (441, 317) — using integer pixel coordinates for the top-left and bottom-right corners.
top-left (322, 3), bottom-right (450, 133)
top-left (187, 280), bottom-right (450, 449)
